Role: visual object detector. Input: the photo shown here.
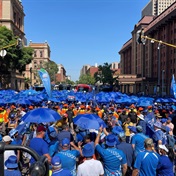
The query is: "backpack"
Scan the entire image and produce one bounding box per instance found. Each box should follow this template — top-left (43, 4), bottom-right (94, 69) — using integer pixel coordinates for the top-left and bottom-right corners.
top-left (166, 134), bottom-right (175, 148)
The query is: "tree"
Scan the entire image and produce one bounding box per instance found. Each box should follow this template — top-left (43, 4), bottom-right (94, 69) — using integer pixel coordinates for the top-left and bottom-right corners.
top-left (43, 60), bottom-right (58, 82)
top-left (94, 62), bottom-right (116, 86)
top-left (78, 74), bottom-right (96, 85)
top-left (65, 79), bottom-right (75, 85)
top-left (0, 26), bottom-right (33, 86)
top-left (0, 26), bottom-right (33, 72)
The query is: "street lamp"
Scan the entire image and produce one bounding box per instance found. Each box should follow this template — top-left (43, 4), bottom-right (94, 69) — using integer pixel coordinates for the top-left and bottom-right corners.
top-left (162, 70), bottom-right (165, 97)
top-left (157, 42), bottom-right (161, 96)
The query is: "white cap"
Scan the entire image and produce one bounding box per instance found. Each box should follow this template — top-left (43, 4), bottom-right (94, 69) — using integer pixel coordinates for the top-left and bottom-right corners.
top-left (158, 145), bottom-right (168, 152)
top-left (3, 135), bottom-right (12, 142)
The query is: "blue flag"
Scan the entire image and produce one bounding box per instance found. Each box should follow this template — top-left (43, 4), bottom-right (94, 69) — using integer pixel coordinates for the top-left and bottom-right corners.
top-left (38, 68), bottom-right (52, 98)
top-left (170, 74), bottom-right (176, 98)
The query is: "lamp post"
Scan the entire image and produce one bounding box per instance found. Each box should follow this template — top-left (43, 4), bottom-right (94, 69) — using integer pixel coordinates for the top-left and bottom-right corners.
top-left (157, 43), bottom-right (161, 96)
top-left (162, 70), bottom-right (165, 97)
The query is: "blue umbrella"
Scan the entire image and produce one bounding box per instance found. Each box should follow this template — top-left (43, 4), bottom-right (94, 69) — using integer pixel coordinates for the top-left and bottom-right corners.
top-left (22, 108), bottom-right (61, 123)
top-left (73, 114), bottom-right (100, 130)
top-left (91, 114), bottom-right (107, 128)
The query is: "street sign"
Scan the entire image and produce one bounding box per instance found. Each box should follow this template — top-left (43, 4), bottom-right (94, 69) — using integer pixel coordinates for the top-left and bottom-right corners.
top-left (0, 50), bottom-right (7, 57)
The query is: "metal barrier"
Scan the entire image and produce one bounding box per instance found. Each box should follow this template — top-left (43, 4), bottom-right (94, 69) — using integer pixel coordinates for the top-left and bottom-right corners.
top-left (0, 142), bottom-right (49, 176)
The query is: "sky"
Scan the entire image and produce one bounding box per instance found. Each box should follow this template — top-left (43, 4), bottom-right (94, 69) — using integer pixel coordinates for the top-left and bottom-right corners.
top-left (22, 0), bottom-right (149, 81)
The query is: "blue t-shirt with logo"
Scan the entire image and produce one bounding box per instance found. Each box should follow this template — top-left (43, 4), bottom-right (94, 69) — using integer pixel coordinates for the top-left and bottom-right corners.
top-left (55, 150), bottom-right (80, 176)
top-left (131, 133), bottom-right (148, 156)
top-left (95, 144), bottom-right (127, 176)
top-left (134, 150), bottom-right (160, 176)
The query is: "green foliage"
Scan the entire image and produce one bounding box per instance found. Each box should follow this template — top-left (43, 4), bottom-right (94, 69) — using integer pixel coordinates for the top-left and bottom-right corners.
top-left (94, 62), bottom-right (116, 85)
top-left (42, 60), bottom-right (58, 82)
top-left (65, 79), bottom-right (75, 85)
top-left (0, 26), bottom-right (33, 73)
top-left (78, 73), bottom-right (96, 85)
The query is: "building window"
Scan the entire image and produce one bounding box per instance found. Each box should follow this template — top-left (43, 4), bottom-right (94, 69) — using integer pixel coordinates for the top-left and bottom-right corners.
top-left (40, 61), bottom-right (43, 65)
top-left (19, 18), bottom-right (21, 29)
top-left (34, 51), bottom-right (37, 57)
top-left (34, 61), bottom-right (37, 64)
top-left (34, 65), bottom-right (37, 69)
top-left (40, 51), bottom-right (43, 57)
top-left (14, 12), bottom-right (16, 24)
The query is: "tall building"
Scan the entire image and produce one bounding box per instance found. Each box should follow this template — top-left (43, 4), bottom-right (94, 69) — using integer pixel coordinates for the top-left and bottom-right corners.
top-left (0, 0), bottom-right (25, 90)
top-left (56, 64), bottom-right (67, 83)
top-left (25, 41), bottom-right (51, 86)
top-left (142, 0), bottom-right (176, 17)
top-left (119, 2), bottom-right (176, 95)
top-left (0, 0), bottom-right (25, 39)
top-left (80, 65), bottom-right (90, 76)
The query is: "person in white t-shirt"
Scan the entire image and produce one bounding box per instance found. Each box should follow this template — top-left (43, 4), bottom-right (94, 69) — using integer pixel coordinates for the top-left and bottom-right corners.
top-left (3, 135), bottom-right (16, 169)
top-left (77, 143), bottom-right (104, 176)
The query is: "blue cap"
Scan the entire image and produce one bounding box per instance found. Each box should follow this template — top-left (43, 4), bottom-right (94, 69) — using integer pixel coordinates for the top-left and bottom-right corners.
top-left (62, 138), bottom-right (70, 146)
top-left (112, 126), bottom-right (124, 135)
top-left (106, 134), bottom-right (117, 147)
top-left (160, 118), bottom-right (167, 123)
top-left (51, 155), bottom-right (61, 167)
top-left (5, 156), bottom-right (18, 169)
top-left (82, 143), bottom-right (94, 157)
top-left (128, 126), bottom-right (137, 133)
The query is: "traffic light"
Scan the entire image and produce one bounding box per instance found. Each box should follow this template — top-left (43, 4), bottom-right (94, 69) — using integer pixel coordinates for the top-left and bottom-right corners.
top-left (136, 28), bottom-right (145, 44)
top-left (17, 38), bottom-right (23, 49)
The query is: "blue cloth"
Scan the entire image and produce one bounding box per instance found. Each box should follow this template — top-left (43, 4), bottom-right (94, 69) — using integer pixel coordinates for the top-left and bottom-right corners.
top-left (95, 144), bottom-right (126, 175)
top-left (134, 150), bottom-right (160, 176)
top-left (29, 138), bottom-right (49, 163)
top-left (157, 155), bottom-right (174, 176)
top-left (49, 141), bottom-right (59, 157)
top-left (55, 150), bottom-right (80, 176)
top-left (131, 133), bottom-right (148, 157)
top-left (117, 142), bottom-right (134, 167)
top-left (4, 170), bottom-right (22, 176)
top-left (138, 120), bottom-right (147, 134)
top-left (152, 130), bottom-right (167, 146)
top-left (52, 169), bottom-right (72, 176)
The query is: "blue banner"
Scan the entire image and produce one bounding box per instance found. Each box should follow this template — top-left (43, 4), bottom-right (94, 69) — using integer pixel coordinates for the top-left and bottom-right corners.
top-left (170, 74), bottom-right (176, 98)
top-left (38, 68), bottom-right (52, 98)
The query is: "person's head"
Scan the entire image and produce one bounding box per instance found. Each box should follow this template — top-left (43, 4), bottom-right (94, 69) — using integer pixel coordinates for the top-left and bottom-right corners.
top-left (61, 138), bottom-right (70, 149)
top-left (62, 124), bottom-right (69, 131)
top-left (36, 125), bottom-right (46, 138)
top-left (144, 138), bottom-right (154, 150)
top-left (2, 135), bottom-right (12, 144)
top-left (5, 155), bottom-right (18, 170)
top-left (51, 155), bottom-right (62, 171)
top-left (158, 144), bottom-right (168, 155)
top-left (126, 117), bottom-right (131, 124)
top-left (167, 117), bottom-right (172, 124)
top-left (106, 134), bottom-right (117, 147)
top-left (82, 143), bottom-right (94, 159)
top-left (84, 134), bottom-right (92, 144)
top-left (118, 132), bottom-right (126, 142)
top-left (136, 125), bottom-right (143, 133)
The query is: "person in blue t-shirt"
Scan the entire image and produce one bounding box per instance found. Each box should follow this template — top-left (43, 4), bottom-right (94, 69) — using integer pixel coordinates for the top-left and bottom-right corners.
top-left (95, 127), bottom-right (127, 176)
top-left (132, 138), bottom-right (160, 176)
top-left (54, 138), bottom-right (81, 176)
top-left (131, 125), bottom-right (148, 157)
top-left (4, 155), bottom-right (22, 176)
top-left (51, 155), bottom-right (71, 176)
top-left (156, 145), bottom-right (174, 176)
top-left (29, 125), bottom-right (51, 163)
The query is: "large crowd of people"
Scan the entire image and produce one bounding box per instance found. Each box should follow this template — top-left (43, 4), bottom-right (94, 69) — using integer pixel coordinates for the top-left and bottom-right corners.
top-left (0, 100), bottom-right (176, 176)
